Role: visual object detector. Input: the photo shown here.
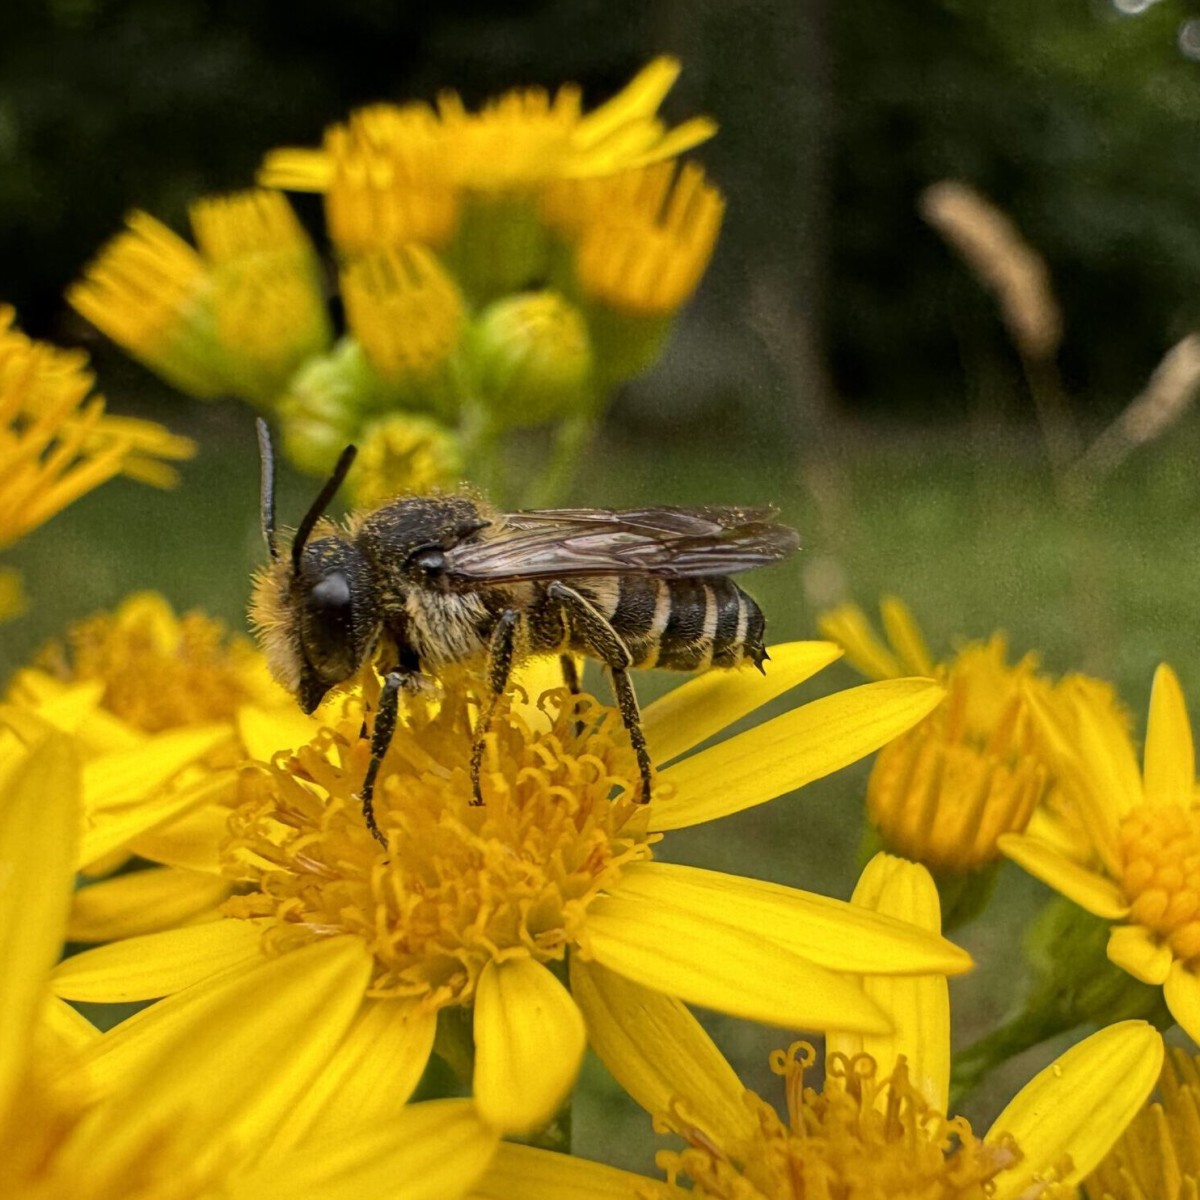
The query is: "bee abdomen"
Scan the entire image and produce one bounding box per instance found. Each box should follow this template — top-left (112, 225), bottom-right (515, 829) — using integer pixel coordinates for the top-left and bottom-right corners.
top-left (610, 575), bottom-right (766, 673)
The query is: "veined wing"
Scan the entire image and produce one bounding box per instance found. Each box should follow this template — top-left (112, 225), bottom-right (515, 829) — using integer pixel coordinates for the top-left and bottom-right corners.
top-left (442, 506), bottom-right (800, 585)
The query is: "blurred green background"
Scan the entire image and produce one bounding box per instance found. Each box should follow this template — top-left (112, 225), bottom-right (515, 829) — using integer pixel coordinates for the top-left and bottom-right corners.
top-left (5, 0), bottom-right (1200, 1173)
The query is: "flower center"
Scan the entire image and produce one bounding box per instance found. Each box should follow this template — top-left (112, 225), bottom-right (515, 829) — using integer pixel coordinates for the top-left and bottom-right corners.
top-left (867, 675), bottom-right (1047, 872)
top-left (223, 686), bottom-right (657, 1009)
top-left (656, 1044), bottom-right (1022, 1200)
top-left (1118, 805), bottom-right (1200, 963)
top-left (41, 592), bottom-right (267, 733)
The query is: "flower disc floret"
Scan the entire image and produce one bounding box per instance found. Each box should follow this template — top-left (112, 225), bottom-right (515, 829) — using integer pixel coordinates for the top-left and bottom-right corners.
top-left (1118, 806), bottom-right (1200, 964)
top-left (224, 687), bottom-right (657, 1008)
top-left (656, 1043), bottom-right (1022, 1200)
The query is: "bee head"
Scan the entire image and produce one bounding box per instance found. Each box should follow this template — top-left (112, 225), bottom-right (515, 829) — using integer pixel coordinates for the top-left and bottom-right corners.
top-left (250, 422), bottom-right (379, 713)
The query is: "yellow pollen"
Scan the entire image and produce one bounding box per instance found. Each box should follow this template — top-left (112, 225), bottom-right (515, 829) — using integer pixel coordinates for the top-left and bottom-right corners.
top-left (1084, 1045), bottom-right (1200, 1200)
top-left (655, 1043), bottom-right (1022, 1200)
top-left (222, 687), bottom-right (658, 1009)
top-left (37, 592), bottom-right (269, 734)
top-left (1119, 805), bottom-right (1200, 966)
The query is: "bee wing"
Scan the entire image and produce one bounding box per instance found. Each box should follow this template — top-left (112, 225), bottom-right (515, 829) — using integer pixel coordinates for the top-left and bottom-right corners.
top-left (443, 506), bottom-right (800, 584)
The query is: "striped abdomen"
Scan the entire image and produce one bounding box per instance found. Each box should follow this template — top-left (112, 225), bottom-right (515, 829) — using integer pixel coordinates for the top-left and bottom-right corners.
top-left (571, 575), bottom-right (767, 672)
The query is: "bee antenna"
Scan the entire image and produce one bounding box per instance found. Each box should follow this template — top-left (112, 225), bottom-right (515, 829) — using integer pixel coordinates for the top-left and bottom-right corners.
top-left (256, 418), bottom-right (278, 561)
top-left (292, 441), bottom-right (358, 569)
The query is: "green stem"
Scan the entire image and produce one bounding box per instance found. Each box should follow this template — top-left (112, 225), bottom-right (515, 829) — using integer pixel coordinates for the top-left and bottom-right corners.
top-left (524, 414), bottom-right (596, 508)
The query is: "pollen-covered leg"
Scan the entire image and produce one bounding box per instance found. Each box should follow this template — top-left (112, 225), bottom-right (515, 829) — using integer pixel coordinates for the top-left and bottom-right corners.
top-left (547, 581), bottom-right (652, 804)
top-left (360, 670), bottom-right (403, 845)
top-left (471, 609), bottom-right (521, 806)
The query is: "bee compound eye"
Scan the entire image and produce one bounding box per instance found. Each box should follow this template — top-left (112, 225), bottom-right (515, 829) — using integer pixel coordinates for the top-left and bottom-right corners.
top-left (413, 548), bottom-right (446, 575)
top-left (311, 571), bottom-right (352, 611)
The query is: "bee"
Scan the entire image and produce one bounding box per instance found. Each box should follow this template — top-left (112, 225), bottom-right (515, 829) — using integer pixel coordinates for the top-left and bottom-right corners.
top-left (249, 419), bottom-right (799, 844)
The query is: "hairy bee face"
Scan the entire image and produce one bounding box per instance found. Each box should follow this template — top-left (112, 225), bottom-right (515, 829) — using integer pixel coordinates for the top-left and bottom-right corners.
top-left (250, 533), bottom-right (381, 714)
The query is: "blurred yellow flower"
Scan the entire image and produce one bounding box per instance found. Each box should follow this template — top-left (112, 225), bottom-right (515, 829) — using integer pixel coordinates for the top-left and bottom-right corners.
top-left (4, 592), bottom-right (303, 941)
top-left (51, 645), bottom-right (965, 1137)
top-left (820, 597), bottom-right (1053, 874)
top-left (1084, 1044), bottom-right (1200, 1199)
top-left (69, 190), bottom-right (331, 405)
top-left (472, 854), bottom-right (1163, 1200)
top-left (260, 57), bottom-right (716, 257)
top-left (339, 243), bottom-right (466, 412)
top-left (1003, 662), bottom-right (1200, 1044)
top-left (0, 308), bottom-right (193, 553)
top-left (347, 412), bottom-right (463, 508)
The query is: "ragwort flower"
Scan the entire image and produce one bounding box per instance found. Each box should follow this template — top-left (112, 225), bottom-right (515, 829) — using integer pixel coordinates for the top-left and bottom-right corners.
top-left (0, 307), bottom-right (193, 556)
top-left (819, 597), bottom-right (1053, 876)
top-left (51, 643), bottom-right (968, 1136)
top-left (259, 57), bottom-right (716, 260)
top-left (470, 854), bottom-right (1163, 1200)
top-left (1002, 662), bottom-right (1200, 1043)
top-left (68, 189), bottom-right (332, 406)
top-left (4, 591), bottom-right (309, 941)
top-left (0, 731), bottom-right (498, 1200)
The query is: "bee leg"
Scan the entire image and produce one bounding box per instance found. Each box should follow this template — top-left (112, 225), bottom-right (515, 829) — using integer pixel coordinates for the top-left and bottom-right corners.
top-left (559, 654), bottom-right (581, 695)
top-left (360, 670), bottom-right (404, 846)
top-left (471, 609), bottom-right (521, 807)
top-left (546, 582), bottom-right (652, 804)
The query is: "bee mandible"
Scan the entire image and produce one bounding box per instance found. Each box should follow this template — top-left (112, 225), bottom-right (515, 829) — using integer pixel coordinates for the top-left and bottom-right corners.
top-left (249, 420), bottom-right (800, 845)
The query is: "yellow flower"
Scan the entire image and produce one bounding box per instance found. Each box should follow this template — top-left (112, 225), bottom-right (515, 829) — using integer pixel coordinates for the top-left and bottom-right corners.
top-left (1083, 1044), bottom-right (1200, 1199)
top-left (0, 731), bottom-right (498, 1200)
top-left (1002, 662), bottom-right (1200, 1043)
top-left (50, 644), bottom-right (967, 1137)
top-left (338, 243), bottom-right (467, 413)
top-left (259, 58), bottom-right (716, 257)
top-left (543, 161), bottom-right (724, 315)
top-left (0, 308), bottom-right (193, 552)
top-left (68, 190), bottom-right (332, 406)
top-left (4, 592), bottom-right (307, 942)
top-left (820, 597), bottom-right (1051, 873)
top-left (347, 412), bottom-right (463, 508)
top-left (470, 854), bottom-right (1164, 1200)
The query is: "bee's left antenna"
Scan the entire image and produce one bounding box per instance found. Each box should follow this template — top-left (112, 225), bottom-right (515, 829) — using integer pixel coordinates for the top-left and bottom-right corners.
top-left (256, 418), bottom-right (279, 561)
top-left (292, 440), bottom-right (358, 570)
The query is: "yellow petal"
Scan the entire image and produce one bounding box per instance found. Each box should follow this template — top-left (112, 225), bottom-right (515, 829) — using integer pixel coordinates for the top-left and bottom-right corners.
top-left (569, 957), bottom-right (757, 1146)
top-left (642, 640), bottom-right (841, 765)
top-left (651, 676), bottom-right (945, 830)
top-left (1143, 663), bottom-right (1196, 808)
top-left (610, 862), bottom-right (971, 975)
top-left (511, 655), bottom-right (580, 732)
top-left (1108, 923), bottom-right (1173, 985)
top-left (83, 723), bottom-right (229, 811)
top-left (50, 918), bottom-right (268, 1001)
top-left (268, 997), bottom-right (436, 1154)
top-left (65, 937), bottom-right (372, 1177)
top-left (470, 1141), bottom-right (676, 1200)
top-left (880, 596), bottom-right (935, 675)
top-left (79, 768), bottom-right (234, 866)
top-left (128, 801), bottom-right (231, 872)
top-left (998, 833), bottom-right (1130, 919)
top-left (0, 736), bottom-right (79, 1114)
top-left (40, 996), bottom-right (99, 1051)
top-left (1164, 960), bottom-right (1200, 1043)
top-left (827, 854), bottom-right (950, 1111)
top-left (473, 958), bottom-right (586, 1135)
top-left (582, 892), bottom-right (890, 1034)
top-left (986, 1020), bottom-right (1163, 1198)
top-left (238, 1100), bottom-right (498, 1200)
top-left (68, 866), bottom-right (229, 941)
top-left (237, 703), bottom-right (322, 763)
top-left (816, 602), bottom-right (903, 680)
